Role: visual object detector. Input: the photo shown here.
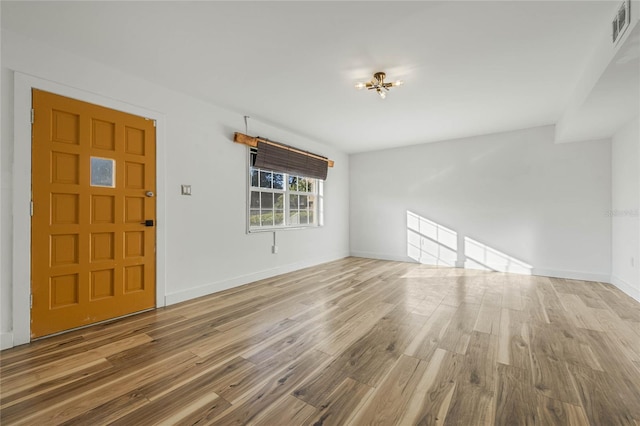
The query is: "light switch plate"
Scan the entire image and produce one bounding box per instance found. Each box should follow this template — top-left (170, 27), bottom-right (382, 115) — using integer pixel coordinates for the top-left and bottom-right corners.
top-left (181, 185), bottom-right (192, 195)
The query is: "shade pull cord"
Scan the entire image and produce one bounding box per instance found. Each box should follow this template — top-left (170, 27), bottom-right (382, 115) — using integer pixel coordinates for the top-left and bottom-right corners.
top-left (244, 115), bottom-right (250, 135)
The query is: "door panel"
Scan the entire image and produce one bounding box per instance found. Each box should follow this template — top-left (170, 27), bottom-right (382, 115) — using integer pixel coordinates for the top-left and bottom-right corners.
top-left (31, 89), bottom-right (156, 338)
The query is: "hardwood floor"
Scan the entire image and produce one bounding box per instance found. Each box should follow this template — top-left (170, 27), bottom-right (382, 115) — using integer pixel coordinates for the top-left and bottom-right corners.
top-left (1, 257), bottom-right (639, 425)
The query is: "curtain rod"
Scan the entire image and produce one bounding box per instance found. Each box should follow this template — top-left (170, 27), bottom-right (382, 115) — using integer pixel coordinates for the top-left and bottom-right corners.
top-left (233, 132), bottom-right (335, 168)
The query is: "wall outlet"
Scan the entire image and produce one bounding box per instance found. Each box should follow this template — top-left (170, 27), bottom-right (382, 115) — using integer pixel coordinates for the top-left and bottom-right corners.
top-left (181, 185), bottom-right (192, 195)
top-left (272, 246), bottom-right (278, 254)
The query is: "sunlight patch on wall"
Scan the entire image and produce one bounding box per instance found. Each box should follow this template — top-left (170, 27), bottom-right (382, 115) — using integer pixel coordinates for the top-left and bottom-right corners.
top-left (407, 211), bottom-right (457, 266)
top-left (406, 210), bottom-right (532, 275)
top-left (464, 236), bottom-right (532, 275)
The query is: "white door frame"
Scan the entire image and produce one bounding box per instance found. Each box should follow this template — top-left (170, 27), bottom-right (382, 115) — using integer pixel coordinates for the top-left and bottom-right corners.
top-left (12, 72), bottom-right (167, 345)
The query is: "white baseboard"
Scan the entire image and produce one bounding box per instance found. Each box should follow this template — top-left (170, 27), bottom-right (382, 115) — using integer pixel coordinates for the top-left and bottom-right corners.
top-left (610, 274), bottom-right (640, 302)
top-left (1, 332), bottom-right (13, 351)
top-left (349, 252), bottom-right (613, 284)
top-left (349, 251), bottom-right (414, 263)
top-left (531, 268), bottom-right (611, 283)
top-left (165, 252), bottom-right (350, 305)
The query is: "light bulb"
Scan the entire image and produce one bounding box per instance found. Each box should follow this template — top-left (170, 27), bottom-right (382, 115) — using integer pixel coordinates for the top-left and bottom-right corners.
top-left (393, 80), bottom-right (404, 87)
top-left (378, 90), bottom-right (386, 99)
top-left (354, 82), bottom-right (366, 90)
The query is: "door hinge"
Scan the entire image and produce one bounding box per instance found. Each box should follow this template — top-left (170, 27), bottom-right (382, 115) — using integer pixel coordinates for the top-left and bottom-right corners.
top-left (30, 294), bottom-right (33, 309)
top-left (31, 109), bottom-right (35, 124)
top-left (30, 201), bottom-right (34, 216)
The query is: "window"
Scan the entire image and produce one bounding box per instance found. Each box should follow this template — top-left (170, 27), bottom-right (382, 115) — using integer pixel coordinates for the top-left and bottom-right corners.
top-left (249, 151), bottom-right (323, 231)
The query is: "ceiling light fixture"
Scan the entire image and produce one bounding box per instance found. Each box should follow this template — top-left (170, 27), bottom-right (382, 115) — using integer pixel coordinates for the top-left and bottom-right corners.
top-left (355, 71), bottom-right (404, 99)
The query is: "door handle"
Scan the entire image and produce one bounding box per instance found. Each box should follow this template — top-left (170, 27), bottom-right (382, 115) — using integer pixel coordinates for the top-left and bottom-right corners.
top-left (145, 191), bottom-right (154, 197)
top-left (141, 220), bottom-right (154, 227)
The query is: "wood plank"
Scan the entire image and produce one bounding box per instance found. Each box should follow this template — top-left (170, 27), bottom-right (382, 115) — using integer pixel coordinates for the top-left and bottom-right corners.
top-left (404, 303), bottom-right (456, 360)
top-left (591, 281), bottom-right (640, 322)
top-left (351, 354), bottom-right (427, 425)
top-left (497, 308), bottom-right (532, 373)
top-left (474, 302), bottom-right (502, 335)
top-left (107, 361), bottom-right (234, 426)
top-left (314, 301), bottom-right (395, 356)
top-left (461, 331), bottom-right (497, 390)
top-left (438, 302), bottom-right (481, 354)
top-left (593, 308), bottom-right (640, 363)
top-left (293, 305), bottom-right (424, 407)
top-left (578, 329), bottom-right (640, 419)
top-left (529, 324), bottom-right (581, 405)
top-left (568, 362), bottom-right (637, 425)
top-left (399, 348), bottom-right (464, 425)
top-left (0, 359), bottom-right (114, 410)
top-left (557, 293), bottom-right (606, 332)
top-left (444, 384), bottom-right (494, 425)
top-left (0, 331), bottom-right (151, 391)
top-left (60, 390), bottom-right (150, 425)
top-left (189, 318), bottom-right (298, 359)
top-left (302, 377), bottom-right (371, 425)
top-left (535, 394), bottom-right (590, 426)
top-left (1, 351), bottom-right (197, 425)
top-left (252, 395), bottom-right (316, 426)
top-left (210, 349), bottom-right (331, 424)
top-left (502, 277), bottom-right (524, 311)
top-left (495, 363), bottom-right (538, 425)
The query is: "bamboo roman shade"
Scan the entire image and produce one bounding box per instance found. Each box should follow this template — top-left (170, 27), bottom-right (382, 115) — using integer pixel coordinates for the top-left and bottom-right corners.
top-left (253, 141), bottom-right (328, 180)
top-left (234, 132), bottom-right (333, 180)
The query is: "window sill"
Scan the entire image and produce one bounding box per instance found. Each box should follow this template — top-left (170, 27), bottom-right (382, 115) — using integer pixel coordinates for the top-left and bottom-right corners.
top-left (247, 224), bottom-right (322, 234)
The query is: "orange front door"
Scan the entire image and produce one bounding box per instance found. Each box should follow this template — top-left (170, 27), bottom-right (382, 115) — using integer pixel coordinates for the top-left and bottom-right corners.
top-left (31, 89), bottom-right (156, 338)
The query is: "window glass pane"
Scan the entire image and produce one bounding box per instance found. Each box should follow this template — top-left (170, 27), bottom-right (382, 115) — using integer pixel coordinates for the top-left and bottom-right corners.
top-left (260, 211), bottom-right (274, 227)
top-left (289, 210), bottom-right (300, 225)
top-left (289, 194), bottom-right (298, 210)
top-left (274, 210), bottom-right (284, 226)
top-left (273, 173), bottom-right (285, 190)
top-left (299, 211), bottom-right (308, 225)
top-left (260, 171), bottom-right (272, 188)
top-left (307, 180), bottom-right (315, 193)
top-left (288, 176), bottom-right (298, 191)
top-left (250, 191), bottom-right (260, 209)
top-left (250, 210), bottom-right (261, 226)
top-left (298, 178), bottom-right (309, 192)
top-left (274, 193), bottom-right (284, 209)
top-left (261, 192), bottom-right (273, 209)
top-left (91, 157), bottom-right (115, 187)
top-left (309, 210), bottom-right (315, 224)
top-left (299, 195), bottom-right (308, 209)
top-left (308, 195), bottom-right (315, 209)
top-left (250, 169), bottom-right (259, 187)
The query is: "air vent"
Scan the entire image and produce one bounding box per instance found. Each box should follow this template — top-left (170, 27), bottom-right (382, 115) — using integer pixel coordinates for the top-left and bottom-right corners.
top-left (612, 0), bottom-right (631, 44)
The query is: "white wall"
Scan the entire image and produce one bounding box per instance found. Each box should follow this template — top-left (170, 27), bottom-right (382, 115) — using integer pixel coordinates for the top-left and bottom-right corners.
top-left (350, 126), bottom-right (611, 281)
top-left (0, 30), bottom-right (349, 349)
top-left (0, 2), bottom-right (8, 350)
top-left (611, 117), bottom-right (640, 301)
